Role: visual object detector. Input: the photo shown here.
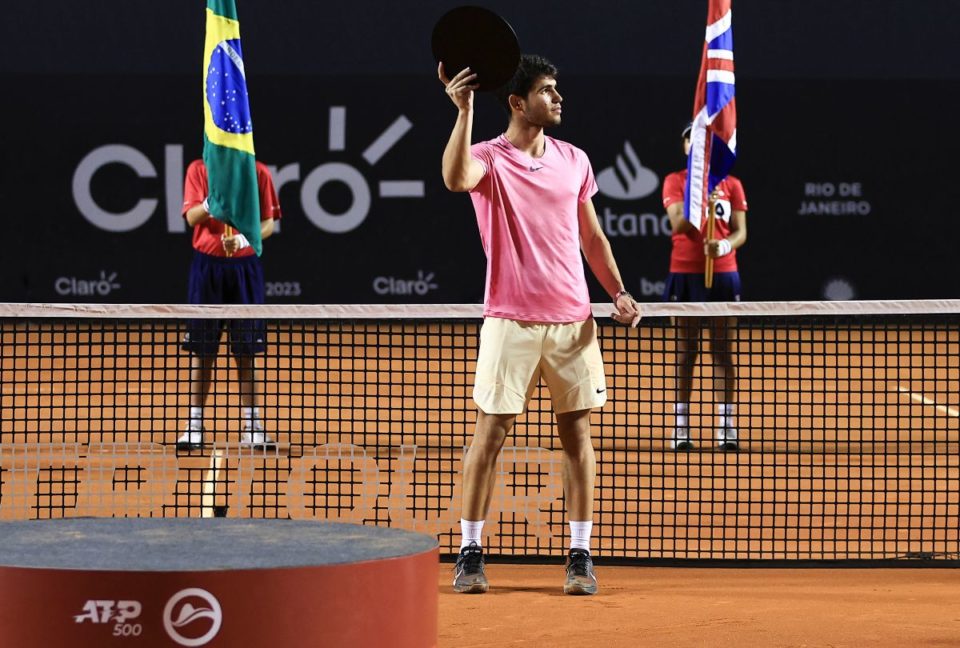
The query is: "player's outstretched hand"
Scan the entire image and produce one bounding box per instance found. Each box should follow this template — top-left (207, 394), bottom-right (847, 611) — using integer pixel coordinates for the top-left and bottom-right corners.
top-left (612, 293), bottom-right (642, 328)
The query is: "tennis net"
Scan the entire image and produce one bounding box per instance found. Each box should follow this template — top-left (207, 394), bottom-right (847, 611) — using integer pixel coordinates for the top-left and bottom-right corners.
top-left (1, 301), bottom-right (958, 563)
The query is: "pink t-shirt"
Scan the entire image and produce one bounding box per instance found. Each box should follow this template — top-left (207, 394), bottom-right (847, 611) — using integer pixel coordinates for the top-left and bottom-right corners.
top-left (469, 135), bottom-right (598, 323)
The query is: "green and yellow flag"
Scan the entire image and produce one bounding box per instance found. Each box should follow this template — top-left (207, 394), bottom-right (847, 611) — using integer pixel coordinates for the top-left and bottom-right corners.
top-left (202, 0), bottom-right (261, 255)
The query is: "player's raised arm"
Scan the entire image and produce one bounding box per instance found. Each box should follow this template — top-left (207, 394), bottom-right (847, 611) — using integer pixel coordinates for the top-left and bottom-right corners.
top-left (439, 62), bottom-right (485, 192)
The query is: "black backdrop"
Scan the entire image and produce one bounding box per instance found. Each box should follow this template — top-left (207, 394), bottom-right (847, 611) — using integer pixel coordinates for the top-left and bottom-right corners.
top-left (1, 1), bottom-right (958, 303)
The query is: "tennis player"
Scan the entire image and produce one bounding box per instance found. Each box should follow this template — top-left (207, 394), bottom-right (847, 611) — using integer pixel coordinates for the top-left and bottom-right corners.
top-left (176, 159), bottom-right (281, 451)
top-left (439, 54), bottom-right (641, 595)
top-left (662, 123), bottom-right (748, 451)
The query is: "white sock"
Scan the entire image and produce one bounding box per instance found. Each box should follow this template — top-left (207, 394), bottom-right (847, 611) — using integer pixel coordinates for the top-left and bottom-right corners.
top-left (460, 519), bottom-right (484, 549)
top-left (242, 406), bottom-right (261, 429)
top-left (189, 407), bottom-right (203, 431)
top-left (674, 402), bottom-right (689, 429)
top-left (718, 403), bottom-right (735, 429)
top-left (569, 520), bottom-right (593, 553)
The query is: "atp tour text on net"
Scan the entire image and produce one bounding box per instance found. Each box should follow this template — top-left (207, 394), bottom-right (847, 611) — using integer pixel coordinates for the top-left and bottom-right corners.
top-left (0, 443), bottom-right (565, 542)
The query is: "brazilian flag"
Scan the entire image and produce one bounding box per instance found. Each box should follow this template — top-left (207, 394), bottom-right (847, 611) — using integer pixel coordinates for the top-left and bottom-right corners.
top-left (202, 0), bottom-right (261, 255)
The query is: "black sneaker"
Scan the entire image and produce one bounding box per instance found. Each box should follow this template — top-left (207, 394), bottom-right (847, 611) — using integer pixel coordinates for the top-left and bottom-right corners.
top-left (717, 426), bottom-right (739, 452)
top-left (453, 541), bottom-right (488, 593)
top-left (564, 549), bottom-right (598, 595)
top-left (671, 428), bottom-right (695, 451)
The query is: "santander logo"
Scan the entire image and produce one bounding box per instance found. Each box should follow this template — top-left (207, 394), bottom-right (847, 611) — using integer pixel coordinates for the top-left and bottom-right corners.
top-left (596, 140), bottom-right (659, 200)
top-left (162, 588), bottom-right (223, 647)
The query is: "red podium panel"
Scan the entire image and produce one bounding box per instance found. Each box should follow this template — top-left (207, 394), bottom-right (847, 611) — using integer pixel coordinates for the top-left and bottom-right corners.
top-left (0, 519), bottom-right (438, 647)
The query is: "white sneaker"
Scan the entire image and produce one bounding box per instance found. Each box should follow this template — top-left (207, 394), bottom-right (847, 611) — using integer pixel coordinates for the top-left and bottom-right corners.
top-left (671, 427), bottom-right (694, 450)
top-left (176, 428), bottom-right (205, 451)
top-left (240, 426), bottom-right (277, 450)
top-left (717, 426), bottom-right (739, 451)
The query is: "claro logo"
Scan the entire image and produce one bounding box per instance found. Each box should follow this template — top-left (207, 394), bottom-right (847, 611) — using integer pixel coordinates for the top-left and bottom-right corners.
top-left (373, 270), bottom-right (438, 296)
top-left (72, 106), bottom-right (424, 236)
top-left (55, 271), bottom-right (121, 296)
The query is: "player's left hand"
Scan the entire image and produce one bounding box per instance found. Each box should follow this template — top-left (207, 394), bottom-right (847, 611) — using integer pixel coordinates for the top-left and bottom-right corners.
top-left (612, 292), bottom-right (642, 328)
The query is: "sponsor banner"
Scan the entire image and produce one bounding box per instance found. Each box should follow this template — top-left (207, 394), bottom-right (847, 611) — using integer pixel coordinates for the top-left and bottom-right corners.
top-left (0, 76), bottom-right (954, 302)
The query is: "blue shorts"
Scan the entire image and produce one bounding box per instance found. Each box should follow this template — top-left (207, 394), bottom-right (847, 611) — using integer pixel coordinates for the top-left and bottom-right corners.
top-left (663, 271), bottom-right (741, 302)
top-left (182, 252), bottom-right (266, 356)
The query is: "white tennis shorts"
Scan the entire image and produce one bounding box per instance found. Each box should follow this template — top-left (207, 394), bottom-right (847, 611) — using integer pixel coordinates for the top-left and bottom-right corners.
top-left (472, 317), bottom-right (608, 415)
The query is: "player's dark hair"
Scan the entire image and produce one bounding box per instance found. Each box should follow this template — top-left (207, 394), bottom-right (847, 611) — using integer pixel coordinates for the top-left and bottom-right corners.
top-left (495, 54), bottom-right (558, 115)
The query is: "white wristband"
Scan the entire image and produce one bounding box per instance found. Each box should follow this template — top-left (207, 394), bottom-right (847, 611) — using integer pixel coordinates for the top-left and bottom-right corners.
top-left (717, 239), bottom-right (732, 256)
top-left (202, 197), bottom-right (217, 220)
top-left (235, 233), bottom-right (250, 250)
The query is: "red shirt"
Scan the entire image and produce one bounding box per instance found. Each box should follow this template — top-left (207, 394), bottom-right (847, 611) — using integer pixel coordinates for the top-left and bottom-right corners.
top-left (662, 171), bottom-right (747, 273)
top-left (181, 160), bottom-right (282, 257)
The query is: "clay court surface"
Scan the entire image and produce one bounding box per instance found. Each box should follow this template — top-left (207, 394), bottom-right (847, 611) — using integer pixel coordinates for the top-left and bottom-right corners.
top-left (438, 565), bottom-right (960, 647)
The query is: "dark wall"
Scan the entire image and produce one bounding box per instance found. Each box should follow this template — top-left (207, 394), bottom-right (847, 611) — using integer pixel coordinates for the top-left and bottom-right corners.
top-left (1, 1), bottom-right (958, 303)
top-left (4, 1), bottom-right (958, 79)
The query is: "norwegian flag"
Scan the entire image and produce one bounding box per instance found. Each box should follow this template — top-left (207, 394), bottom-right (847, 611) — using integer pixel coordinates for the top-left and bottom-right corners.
top-left (684, 0), bottom-right (737, 229)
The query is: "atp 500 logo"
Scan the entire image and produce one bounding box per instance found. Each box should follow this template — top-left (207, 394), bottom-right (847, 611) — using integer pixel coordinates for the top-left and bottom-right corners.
top-left (74, 599), bottom-right (143, 638)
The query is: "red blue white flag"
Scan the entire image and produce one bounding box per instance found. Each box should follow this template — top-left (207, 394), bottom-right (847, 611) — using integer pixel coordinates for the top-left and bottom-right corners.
top-left (684, 0), bottom-right (737, 229)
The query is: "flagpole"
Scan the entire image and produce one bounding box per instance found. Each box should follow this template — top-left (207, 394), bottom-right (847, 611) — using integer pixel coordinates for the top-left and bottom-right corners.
top-left (224, 224), bottom-right (235, 258)
top-left (203, 0), bottom-right (261, 256)
top-left (704, 196), bottom-right (716, 289)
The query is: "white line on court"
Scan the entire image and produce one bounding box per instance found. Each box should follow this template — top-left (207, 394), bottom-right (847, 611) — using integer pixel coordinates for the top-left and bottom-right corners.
top-left (200, 449), bottom-right (224, 518)
top-left (896, 385), bottom-right (960, 418)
